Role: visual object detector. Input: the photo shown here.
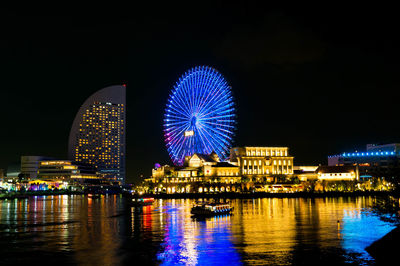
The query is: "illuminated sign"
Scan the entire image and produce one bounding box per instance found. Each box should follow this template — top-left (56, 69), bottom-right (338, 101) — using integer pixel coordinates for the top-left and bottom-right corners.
top-left (184, 130), bottom-right (194, 137)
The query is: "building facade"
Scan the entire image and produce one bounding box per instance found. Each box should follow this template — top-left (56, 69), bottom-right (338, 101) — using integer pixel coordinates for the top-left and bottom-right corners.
top-left (37, 160), bottom-right (100, 183)
top-left (293, 166), bottom-right (319, 181)
top-left (149, 146), bottom-right (295, 193)
top-left (230, 147), bottom-right (294, 178)
top-left (151, 152), bottom-right (242, 193)
top-left (68, 85), bottom-right (126, 184)
top-left (316, 166), bottom-right (358, 181)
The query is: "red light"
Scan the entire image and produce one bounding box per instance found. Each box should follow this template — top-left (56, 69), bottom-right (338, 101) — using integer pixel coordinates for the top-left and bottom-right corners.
top-left (122, 84), bottom-right (127, 87)
top-left (143, 198), bottom-right (154, 202)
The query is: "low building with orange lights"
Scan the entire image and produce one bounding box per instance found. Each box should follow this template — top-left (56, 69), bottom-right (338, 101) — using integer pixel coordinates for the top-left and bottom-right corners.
top-left (150, 146), bottom-right (297, 193)
top-left (293, 166), bottom-right (319, 181)
top-left (316, 166), bottom-right (358, 181)
top-left (37, 160), bottom-right (103, 184)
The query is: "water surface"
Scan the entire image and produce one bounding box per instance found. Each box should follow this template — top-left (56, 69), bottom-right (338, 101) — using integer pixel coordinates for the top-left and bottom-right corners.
top-left (0, 196), bottom-right (394, 265)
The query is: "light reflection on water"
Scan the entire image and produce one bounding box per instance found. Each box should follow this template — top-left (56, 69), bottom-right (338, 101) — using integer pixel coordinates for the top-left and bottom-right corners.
top-left (0, 196), bottom-right (395, 265)
top-left (156, 200), bottom-right (240, 265)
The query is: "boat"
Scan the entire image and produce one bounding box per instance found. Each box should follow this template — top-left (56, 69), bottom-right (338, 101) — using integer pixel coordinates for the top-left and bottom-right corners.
top-left (191, 202), bottom-right (233, 216)
top-left (130, 197), bottom-right (154, 206)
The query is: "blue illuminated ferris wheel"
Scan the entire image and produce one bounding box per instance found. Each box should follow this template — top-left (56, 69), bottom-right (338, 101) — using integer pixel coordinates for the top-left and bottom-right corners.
top-left (164, 66), bottom-right (236, 166)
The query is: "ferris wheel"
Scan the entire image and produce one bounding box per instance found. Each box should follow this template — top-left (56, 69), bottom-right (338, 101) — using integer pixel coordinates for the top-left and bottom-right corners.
top-left (164, 66), bottom-right (236, 165)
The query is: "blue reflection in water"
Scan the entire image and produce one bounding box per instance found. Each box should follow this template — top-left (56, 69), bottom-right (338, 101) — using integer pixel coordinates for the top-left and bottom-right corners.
top-left (157, 206), bottom-right (241, 265)
top-left (341, 209), bottom-right (395, 260)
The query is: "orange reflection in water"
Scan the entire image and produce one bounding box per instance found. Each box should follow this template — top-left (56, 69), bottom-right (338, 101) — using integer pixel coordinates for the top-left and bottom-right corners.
top-left (0, 195), bottom-right (127, 265)
top-left (0, 196), bottom-right (394, 265)
top-left (154, 197), bottom-right (390, 265)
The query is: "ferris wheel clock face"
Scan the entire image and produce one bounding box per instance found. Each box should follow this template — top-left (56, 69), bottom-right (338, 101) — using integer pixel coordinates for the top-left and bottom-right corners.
top-left (164, 66), bottom-right (236, 165)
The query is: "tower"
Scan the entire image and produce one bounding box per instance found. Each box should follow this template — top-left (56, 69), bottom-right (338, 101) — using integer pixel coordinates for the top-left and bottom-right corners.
top-left (68, 85), bottom-right (126, 183)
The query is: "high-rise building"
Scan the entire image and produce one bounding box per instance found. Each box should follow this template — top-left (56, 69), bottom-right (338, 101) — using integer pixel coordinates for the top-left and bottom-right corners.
top-left (68, 85), bottom-right (126, 183)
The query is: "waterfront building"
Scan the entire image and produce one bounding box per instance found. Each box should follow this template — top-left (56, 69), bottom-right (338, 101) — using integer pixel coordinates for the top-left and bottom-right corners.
top-left (20, 156), bottom-right (54, 180)
top-left (328, 143), bottom-right (400, 179)
top-left (230, 147), bottom-right (294, 182)
top-left (68, 85), bottom-right (126, 184)
top-left (149, 146), bottom-right (296, 194)
top-left (37, 160), bottom-right (101, 184)
top-left (150, 152), bottom-right (242, 193)
top-left (153, 153), bottom-right (241, 184)
top-left (316, 166), bottom-right (358, 181)
top-left (293, 166), bottom-right (319, 181)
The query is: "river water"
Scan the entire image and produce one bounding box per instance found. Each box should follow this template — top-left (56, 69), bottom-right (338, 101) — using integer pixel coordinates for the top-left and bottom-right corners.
top-left (0, 195), bottom-right (395, 265)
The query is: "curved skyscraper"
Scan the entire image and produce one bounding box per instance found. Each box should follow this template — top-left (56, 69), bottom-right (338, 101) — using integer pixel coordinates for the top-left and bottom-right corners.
top-left (68, 85), bottom-right (126, 184)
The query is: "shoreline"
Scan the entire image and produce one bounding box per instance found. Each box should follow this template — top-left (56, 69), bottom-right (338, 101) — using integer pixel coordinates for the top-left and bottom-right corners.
top-left (366, 225), bottom-right (400, 263)
top-left (1, 190), bottom-right (397, 200)
top-left (0, 190), bottom-right (83, 200)
top-left (137, 191), bottom-right (395, 199)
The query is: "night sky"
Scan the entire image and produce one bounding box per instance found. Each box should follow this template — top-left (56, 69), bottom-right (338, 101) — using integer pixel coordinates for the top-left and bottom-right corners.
top-left (1, 4), bottom-right (399, 183)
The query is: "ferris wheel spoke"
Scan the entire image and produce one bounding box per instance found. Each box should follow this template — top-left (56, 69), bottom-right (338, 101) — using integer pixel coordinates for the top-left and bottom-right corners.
top-left (173, 86), bottom-right (192, 117)
top-left (196, 68), bottom-right (216, 114)
top-left (195, 69), bottom-right (205, 115)
top-left (198, 126), bottom-right (226, 155)
top-left (170, 102), bottom-right (191, 118)
top-left (198, 113), bottom-right (235, 121)
top-left (197, 126), bottom-right (218, 154)
top-left (192, 71), bottom-right (200, 115)
top-left (197, 89), bottom-right (227, 118)
top-left (165, 128), bottom-right (189, 144)
top-left (198, 92), bottom-right (232, 119)
top-left (166, 124), bottom-right (190, 141)
top-left (202, 121), bottom-right (236, 130)
top-left (165, 127), bottom-right (187, 137)
top-left (200, 123), bottom-right (233, 144)
top-left (175, 83), bottom-right (191, 115)
top-left (198, 110), bottom-right (235, 122)
top-left (196, 80), bottom-right (225, 115)
top-left (193, 68), bottom-right (201, 114)
top-left (195, 71), bottom-right (223, 115)
top-left (198, 102), bottom-right (234, 120)
top-left (198, 74), bottom-right (228, 109)
top-left (171, 87), bottom-right (188, 112)
top-left (165, 113), bottom-right (191, 122)
top-left (183, 74), bottom-right (193, 115)
top-left (173, 138), bottom-right (187, 163)
top-left (167, 103), bottom-right (191, 119)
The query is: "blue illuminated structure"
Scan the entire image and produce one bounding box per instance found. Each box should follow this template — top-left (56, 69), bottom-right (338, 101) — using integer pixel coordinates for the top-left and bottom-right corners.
top-left (327, 143), bottom-right (400, 179)
top-left (340, 151), bottom-right (395, 157)
top-left (164, 66), bottom-right (236, 166)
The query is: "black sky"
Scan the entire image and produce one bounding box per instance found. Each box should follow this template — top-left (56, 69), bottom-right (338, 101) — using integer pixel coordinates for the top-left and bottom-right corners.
top-left (1, 4), bottom-right (399, 183)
